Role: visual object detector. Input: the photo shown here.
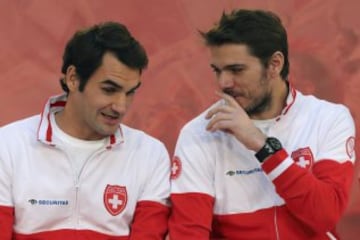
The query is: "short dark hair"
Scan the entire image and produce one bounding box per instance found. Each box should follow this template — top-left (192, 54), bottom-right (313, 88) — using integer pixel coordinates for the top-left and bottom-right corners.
top-left (201, 9), bottom-right (289, 80)
top-left (60, 21), bottom-right (148, 92)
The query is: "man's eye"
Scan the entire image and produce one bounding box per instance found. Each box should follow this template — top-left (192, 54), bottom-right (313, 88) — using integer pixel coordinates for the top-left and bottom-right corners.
top-left (212, 68), bottom-right (221, 75)
top-left (126, 90), bottom-right (136, 96)
top-left (230, 68), bottom-right (242, 74)
top-left (102, 87), bottom-right (117, 93)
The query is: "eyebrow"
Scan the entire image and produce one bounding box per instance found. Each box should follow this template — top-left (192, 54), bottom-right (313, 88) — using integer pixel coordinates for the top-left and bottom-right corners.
top-left (210, 63), bottom-right (246, 70)
top-left (101, 79), bottom-right (122, 89)
top-left (101, 80), bottom-right (142, 92)
top-left (210, 64), bottom-right (219, 70)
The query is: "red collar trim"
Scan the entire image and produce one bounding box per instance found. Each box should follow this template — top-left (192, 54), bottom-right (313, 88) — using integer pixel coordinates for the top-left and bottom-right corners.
top-left (283, 84), bottom-right (296, 115)
top-left (275, 83), bottom-right (297, 121)
top-left (38, 94), bottom-right (124, 148)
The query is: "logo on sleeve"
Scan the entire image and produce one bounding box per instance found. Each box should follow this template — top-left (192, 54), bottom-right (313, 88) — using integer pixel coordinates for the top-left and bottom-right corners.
top-left (103, 185), bottom-right (127, 216)
top-left (170, 156), bottom-right (182, 180)
top-left (346, 137), bottom-right (355, 159)
top-left (291, 147), bottom-right (314, 170)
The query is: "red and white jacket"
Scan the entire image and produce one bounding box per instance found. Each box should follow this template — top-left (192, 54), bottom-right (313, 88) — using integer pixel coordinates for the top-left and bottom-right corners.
top-left (169, 87), bottom-right (356, 239)
top-left (0, 94), bottom-right (171, 240)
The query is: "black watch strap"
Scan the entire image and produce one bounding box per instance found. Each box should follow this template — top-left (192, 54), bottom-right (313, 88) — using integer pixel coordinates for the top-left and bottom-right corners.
top-left (255, 137), bottom-right (282, 163)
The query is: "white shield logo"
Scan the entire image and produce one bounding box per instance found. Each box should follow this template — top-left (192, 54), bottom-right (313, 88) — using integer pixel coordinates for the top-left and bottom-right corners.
top-left (103, 185), bottom-right (127, 216)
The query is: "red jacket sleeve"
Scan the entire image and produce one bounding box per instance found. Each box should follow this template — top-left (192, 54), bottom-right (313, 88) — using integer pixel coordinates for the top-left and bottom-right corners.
top-left (129, 201), bottom-right (170, 240)
top-left (262, 149), bottom-right (354, 233)
top-left (0, 205), bottom-right (14, 240)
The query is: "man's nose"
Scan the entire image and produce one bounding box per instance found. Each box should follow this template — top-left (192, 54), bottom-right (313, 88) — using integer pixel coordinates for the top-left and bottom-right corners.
top-left (218, 71), bottom-right (235, 89)
top-left (112, 93), bottom-right (127, 113)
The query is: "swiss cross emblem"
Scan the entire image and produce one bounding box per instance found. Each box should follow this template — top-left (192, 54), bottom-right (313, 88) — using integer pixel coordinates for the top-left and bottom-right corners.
top-left (346, 137), bottom-right (355, 159)
top-left (103, 185), bottom-right (127, 216)
top-left (291, 147), bottom-right (314, 170)
top-left (171, 156), bottom-right (182, 180)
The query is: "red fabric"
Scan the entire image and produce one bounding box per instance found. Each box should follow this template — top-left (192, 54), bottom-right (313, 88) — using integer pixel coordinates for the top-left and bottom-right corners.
top-left (211, 206), bottom-right (336, 240)
top-left (169, 193), bottom-right (214, 240)
top-left (130, 201), bottom-right (170, 240)
top-left (211, 207), bottom-right (278, 240)
top-left (1, 202), bottom-right (170, 240)
top-left (0, 206), bottom-right (14, 240)
top-left (273, 160), bottom-right (354, 233)
top-left (261, 149), bottom-right (289, 173)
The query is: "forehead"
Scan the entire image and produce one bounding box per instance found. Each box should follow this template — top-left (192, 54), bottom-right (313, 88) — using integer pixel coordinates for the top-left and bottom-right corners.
top-left (209, 44), bottom-right (260, 67)
top-left (97, 52), bottom-right (141, 84)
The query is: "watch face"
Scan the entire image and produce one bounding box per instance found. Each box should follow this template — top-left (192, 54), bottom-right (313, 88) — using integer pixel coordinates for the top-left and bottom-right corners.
top-left (268, 137), bottom-right (282, 150)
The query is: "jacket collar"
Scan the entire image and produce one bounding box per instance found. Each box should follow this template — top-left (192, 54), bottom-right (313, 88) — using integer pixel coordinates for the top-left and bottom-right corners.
top-left (275, 82), bottom-right (297, 121)
top-left (37, 94), bottom-right (124, 149)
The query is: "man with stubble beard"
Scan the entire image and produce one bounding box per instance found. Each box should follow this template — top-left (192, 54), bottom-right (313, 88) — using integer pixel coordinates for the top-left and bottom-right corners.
top-left (169, 9), bottom-right (356, 240)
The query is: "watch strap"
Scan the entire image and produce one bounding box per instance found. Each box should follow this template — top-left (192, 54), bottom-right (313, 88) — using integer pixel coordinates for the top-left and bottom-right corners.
top-left (255, 137), bottom-right (282, 163)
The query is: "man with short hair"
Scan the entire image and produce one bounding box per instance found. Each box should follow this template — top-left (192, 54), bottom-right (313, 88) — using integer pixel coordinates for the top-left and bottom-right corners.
top-left (0, 22), bottom-right (170, 240)
top-left (169, 9), bottom-right (355, 239)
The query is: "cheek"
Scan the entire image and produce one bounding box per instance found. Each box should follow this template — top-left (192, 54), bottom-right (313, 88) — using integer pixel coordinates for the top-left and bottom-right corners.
top-left (248, 81), bottom-right (267, 98)
top-left (83, 96), bottom-right (108, 114)
top-left (125, 95), bottom-right (135, 107)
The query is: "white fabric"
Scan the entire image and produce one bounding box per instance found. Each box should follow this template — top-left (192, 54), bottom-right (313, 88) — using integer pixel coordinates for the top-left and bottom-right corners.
top-left (50, 112), bottom-right (107, 177)
top-left (171, 89), bottom-right (356, 214)
top-left (0, 94), bottom-right (170, 236)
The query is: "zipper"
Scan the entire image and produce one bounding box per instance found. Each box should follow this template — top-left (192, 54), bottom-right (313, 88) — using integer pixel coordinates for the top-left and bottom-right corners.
top-left (74, 181), bottom-right (80, 227)
top-left (72, 148), bottom-right (105, 228)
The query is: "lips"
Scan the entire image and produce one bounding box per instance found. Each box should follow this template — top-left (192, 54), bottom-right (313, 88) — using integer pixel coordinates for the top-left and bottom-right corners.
top-left (101, 112), bottom-right (120, 125)
top-left (102, 113), bottom-right (118, 119)
top-left (223, 89), bottom-right (243, 98)
top-left (225, 91), bottom-right (244, 99)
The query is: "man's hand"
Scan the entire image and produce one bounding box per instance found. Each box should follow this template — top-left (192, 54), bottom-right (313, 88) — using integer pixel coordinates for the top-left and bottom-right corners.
top-left (205, 92), bottom-right (266, 152)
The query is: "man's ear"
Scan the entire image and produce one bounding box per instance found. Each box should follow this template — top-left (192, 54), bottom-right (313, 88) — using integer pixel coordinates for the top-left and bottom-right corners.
top-left (64, 65), bottom-right (79, 91)
top-left (267, 51), bottom-right (284, 79)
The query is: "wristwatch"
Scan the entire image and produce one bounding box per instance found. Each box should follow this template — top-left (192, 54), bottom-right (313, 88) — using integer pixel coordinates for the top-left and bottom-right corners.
top-left (255, 137), bottom-right (282, 163)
